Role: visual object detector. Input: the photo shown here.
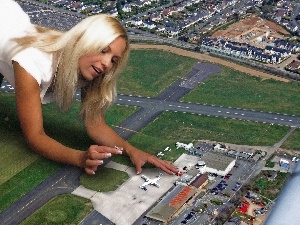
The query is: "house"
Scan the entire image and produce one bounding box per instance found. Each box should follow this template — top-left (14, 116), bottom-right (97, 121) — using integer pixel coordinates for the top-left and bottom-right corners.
top-left (122, 4), bottom-right (131, 13)
top-left (127, 17), bottom-right (143, 26)
top-left (143, 21), bottom-right (156, 29)
top-left (286, 60), bottom-right (300, 71)
top-left (268, 171), bottom-right (278, 181)
top-left (280, 159), bottom-right (290, 170)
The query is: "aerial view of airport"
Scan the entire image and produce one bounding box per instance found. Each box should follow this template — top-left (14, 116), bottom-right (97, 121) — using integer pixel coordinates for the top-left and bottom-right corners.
top-left (1, 0), bottom-right (300, 224)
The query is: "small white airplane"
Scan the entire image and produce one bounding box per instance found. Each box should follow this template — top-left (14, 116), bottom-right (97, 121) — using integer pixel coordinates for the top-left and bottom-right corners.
top-left (164, 147), bottom-right (171, 152)
top-left (139, 173), bottom-right (163, 191)
top-left (157, 152), bottom-right (164, 157)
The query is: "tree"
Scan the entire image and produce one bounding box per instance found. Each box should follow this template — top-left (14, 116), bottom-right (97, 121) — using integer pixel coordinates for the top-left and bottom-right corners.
top-left (116, 0), bottom-right (122, 11)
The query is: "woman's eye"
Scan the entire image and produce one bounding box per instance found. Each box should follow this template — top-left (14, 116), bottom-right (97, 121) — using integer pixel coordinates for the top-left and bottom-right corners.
top-left (112, 57), bottom-right (119, 65)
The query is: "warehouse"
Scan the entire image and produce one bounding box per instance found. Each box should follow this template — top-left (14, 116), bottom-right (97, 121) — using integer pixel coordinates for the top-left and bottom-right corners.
top-left (200, 152), bottom-right (236, 176)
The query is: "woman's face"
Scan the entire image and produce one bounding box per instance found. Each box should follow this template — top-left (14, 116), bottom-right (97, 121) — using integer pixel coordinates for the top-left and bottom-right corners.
top-left (79, 36), bottom-right (126, 81)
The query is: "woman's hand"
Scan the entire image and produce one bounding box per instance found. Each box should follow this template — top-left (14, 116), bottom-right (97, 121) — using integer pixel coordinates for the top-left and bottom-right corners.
top-left (82, 145), bottom-right (123, 175)
top-left (127, 148), bottom-right (179, 175)
top-left (84, 116), bottom-right (179, 175)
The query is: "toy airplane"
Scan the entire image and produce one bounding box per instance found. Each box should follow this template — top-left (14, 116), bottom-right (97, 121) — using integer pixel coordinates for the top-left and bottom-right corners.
top-left (139, 173), bottom-right (163, 191)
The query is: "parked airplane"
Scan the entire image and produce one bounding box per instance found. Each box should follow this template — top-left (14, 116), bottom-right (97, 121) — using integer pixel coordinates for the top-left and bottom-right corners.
top-left (139, 173), bottom-right (163, 191)
top-left (175, 142), bottom-right (194, 150)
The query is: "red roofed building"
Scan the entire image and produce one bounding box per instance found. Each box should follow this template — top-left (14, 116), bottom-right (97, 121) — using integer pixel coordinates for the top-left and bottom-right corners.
top-left (190, 174), bottom-right (209, 189)
top-left (146, 185), bottom-right (197, 224)
top-left (145, 168), bottom-right (210, 223)
top-left (169, 186), bottom-right (196, 209)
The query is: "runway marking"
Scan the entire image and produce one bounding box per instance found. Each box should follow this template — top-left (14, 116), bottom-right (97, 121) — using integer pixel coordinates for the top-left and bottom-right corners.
top-left (113, 125), bottom-right (139, 133)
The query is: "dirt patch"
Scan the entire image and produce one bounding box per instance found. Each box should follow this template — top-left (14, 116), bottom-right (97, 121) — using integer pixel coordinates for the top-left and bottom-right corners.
top-left (277, 148), bottom-right (300, 156)
top-left (211, 15), bottom-right (289, 39)
top-left (131, 44), bottom-right (289, 82)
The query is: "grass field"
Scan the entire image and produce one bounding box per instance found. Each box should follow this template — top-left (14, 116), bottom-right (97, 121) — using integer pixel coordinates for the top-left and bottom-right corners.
top-left (118, 49), bottom-right (198, 97)
top-left (112, 111), bottom-right (291, 166)
top-left (80, 167), bottom-right (129, 192)
top-left (181, 66), bottom-right (300, 116)
top-left (252, 171), bottom-right (290, 201)
top-left (281, 128), bottom-right (300, 150)
top-left (20, 194), bottom-right (93, 225)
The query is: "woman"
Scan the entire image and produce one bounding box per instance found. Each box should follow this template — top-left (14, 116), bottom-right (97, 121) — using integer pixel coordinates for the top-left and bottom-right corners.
top-left (0, 0), bottom-right (178, 175)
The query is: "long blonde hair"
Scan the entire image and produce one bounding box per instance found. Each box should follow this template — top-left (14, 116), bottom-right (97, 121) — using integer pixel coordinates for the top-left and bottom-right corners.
top-left (11, 14), bottom-right (130, 122)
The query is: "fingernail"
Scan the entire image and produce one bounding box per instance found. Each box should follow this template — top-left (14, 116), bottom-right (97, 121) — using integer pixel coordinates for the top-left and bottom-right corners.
top-left (98, 160), bottom-right (103, 165)
top-left (117, 150), bottom-right (123, 154)
top-left (92, 171), bottom-right (95, 175)
top-left (106, 153), bottom-right (112, 157)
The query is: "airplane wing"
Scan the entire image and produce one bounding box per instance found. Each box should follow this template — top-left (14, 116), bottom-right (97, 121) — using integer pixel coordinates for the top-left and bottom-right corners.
top-left (151, 182), bottom-right (160, 187)
top-left (141, 175), bottom-right (150, 182)
top-left (149, 173), bottom-right (162, 187)
top-left (139, 173), bottom-right (162, 190)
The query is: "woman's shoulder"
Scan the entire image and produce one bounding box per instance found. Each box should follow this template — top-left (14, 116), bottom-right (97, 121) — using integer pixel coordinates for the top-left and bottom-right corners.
top-left (0, 0), bottom-right (32, 33)
top-left (13, 48), bottom-right (53, 84)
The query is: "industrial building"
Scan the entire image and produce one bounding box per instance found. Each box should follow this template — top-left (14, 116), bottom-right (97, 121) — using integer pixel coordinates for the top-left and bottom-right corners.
top-left (200, 152), bottom-right (236, 176)
top-left (145, 174), bottom-right (208, 224)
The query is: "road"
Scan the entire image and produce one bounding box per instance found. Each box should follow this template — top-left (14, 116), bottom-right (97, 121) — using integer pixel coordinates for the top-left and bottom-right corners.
top-left (0, 165), bottom-right (82, 224)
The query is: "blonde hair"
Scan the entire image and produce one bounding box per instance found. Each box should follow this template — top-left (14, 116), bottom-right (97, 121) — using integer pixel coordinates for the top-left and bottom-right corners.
top-left (11, 14), bottom-right (130, 122)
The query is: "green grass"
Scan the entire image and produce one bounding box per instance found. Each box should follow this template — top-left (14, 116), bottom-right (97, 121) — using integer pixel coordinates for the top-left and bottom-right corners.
top-left (118, 49), bottom-right (198, 97)
top-left (20, 194), bottom-right (93, 225)
top-left (253, 171), bottom-right (290, 200)
top-left (80, 167), bottom-right (129, 192)
top-left (106, 104), bottom-right (139, 125)
top-left (181, 66), bottom-right (300, 116)
top-left (112, 111), bottom-right (290, 165)
top-left (0, 130), bottom-right (38, 185)
top-left (282, 128), bottom-right (300, 151)
top-left (211, 199), bottom-right (223, 205)
top-left (0, 159), bottom-right (60, 212)
top-left (139, 111), bottom-right (289, 146)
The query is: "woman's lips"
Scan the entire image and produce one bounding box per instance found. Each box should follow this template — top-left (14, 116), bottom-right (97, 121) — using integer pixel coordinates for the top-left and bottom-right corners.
top-left (92, 65), bottom-right (103, 76)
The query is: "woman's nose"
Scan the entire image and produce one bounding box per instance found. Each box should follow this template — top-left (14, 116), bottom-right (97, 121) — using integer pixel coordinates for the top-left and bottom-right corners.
top-left (102, 56), bottom-right (113, 72)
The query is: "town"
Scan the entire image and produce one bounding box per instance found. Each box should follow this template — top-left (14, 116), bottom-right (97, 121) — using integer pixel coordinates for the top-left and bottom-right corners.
top-left (27, 0), bottom-right (300, 79)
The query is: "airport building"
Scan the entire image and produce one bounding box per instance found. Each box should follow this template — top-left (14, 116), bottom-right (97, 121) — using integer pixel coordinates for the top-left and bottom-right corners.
top-left (200, 152), bottom-right (236, 176)
top-left (145, 174), bottom-right (208, 224)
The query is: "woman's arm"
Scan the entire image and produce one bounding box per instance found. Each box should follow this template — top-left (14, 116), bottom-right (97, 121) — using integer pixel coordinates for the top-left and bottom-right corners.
top-left (85, 115), bottom-right (179, 175)
top-left (13, 61), bottom-right (119, 174)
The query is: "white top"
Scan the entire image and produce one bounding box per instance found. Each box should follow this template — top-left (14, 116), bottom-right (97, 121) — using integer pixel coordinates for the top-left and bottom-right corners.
top-left (0, 0), bottom-right (54, 103)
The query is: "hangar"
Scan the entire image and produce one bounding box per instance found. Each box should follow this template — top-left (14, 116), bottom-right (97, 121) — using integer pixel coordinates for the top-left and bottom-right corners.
top-left (145, 173), bottom-right (208, 224)
top-left (200, 152), bottom-right (236, 176)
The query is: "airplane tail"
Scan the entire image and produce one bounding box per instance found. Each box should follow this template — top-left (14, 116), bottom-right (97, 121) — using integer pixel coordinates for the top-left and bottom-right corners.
top-left (139, 185), bottom-right (147, 191)
top-left (157, 172), bottom-right (163, 178)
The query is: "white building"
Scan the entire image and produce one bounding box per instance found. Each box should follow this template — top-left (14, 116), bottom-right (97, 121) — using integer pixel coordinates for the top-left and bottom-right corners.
top-left (199, 152), bottom-right (235, 176)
